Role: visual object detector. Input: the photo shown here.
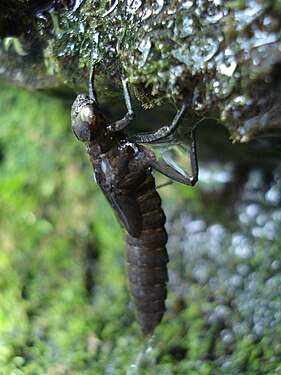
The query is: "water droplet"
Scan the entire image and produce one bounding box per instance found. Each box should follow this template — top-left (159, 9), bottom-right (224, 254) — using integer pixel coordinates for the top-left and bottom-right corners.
top-left (187, 220), bottom-right (206, 233)
top-left (246, 203), bottom-right (260, 218)
top-left (181, 0), bottom-right (194, 9)
top-left (126, 0), bottom-right (142, 14)
top-left (263, 220), bottom-right (278, 240)
top-left (237, 264), bottom-right (250, 277)
top-left (265, 185), bottom-right (281, 205)
top-left (219, 60), bottom-right (237, 77)
top-left (214, 304), bottom-right (232, 321)
top-left (137, 38), bottom-right (151, 67)
top-left (231, 234), bottom-right (253, 259)
top-left (221, 329), bottom-right (235, 348)
top-left (155, 0), bottom-right (164, 14)
top-left (229, 274), bottom-right (243, 288)
top-left (256, 213), bottom-right (267, 226)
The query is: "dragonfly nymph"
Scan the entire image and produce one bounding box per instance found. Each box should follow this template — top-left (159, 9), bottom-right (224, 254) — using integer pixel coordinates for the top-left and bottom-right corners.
top-left (71, 63), bottom-right (199, 335)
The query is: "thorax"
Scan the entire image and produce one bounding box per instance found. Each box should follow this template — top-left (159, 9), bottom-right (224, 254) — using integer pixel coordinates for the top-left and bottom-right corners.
top-left (87, 135), bottom-right (149, 190)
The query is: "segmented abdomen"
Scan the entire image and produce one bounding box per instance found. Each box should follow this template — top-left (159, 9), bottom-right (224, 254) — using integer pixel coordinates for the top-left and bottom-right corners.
top-left (126, 173), bottom-right (169, 335)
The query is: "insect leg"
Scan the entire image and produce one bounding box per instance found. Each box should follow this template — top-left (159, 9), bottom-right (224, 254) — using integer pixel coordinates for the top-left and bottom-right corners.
top-left (149, 126), bottom-right (198, 186)
top-left (131, 103), bottom-right (188, 143)
top-left (107, 74), bottom-right (135, 132)
top-left (89, 43), bottom-right (99, 104)
top-left (156, 180), bottom-right (173, 189)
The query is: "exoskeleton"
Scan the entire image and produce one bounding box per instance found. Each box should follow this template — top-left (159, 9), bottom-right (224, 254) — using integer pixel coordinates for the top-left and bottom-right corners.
top-left (71, 64), bottom-right (198, 335)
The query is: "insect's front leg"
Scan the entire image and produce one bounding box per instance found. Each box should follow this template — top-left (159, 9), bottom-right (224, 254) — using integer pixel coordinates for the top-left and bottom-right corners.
top-left (107, 74), bottom-right (135, 132)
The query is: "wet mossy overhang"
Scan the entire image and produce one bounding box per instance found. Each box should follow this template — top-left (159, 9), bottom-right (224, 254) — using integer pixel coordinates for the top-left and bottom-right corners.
top-left (0, 0), bottom-right (280, 143)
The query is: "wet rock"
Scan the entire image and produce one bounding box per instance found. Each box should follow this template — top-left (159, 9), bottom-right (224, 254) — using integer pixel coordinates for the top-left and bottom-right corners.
top-left (0, 1), bottom-right (280, 140)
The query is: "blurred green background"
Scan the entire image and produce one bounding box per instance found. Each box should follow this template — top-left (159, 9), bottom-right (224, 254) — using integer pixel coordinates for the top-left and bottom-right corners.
top-left (0, 83), bottom-right (133, 374)
top-left (0, 83), bottom-right (280, 374)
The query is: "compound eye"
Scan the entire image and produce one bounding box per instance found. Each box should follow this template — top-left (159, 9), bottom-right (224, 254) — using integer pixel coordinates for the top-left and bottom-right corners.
top-left (80, 105), bottom-right (94, 123)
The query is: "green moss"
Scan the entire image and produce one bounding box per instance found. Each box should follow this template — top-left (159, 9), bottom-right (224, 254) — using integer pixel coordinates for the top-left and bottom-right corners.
top-left (1, 1), bottom-right (280, 140)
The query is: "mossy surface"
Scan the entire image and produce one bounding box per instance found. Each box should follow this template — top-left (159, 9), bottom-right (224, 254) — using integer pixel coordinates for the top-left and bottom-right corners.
top-left (0, 1), bottom-right (280, 141)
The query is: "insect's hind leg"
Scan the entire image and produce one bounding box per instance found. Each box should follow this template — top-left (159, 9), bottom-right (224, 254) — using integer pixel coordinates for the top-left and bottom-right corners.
top-left (131, 102), bottom-right (188, 144)
top-left (149, 126), bottom-right (199, 186)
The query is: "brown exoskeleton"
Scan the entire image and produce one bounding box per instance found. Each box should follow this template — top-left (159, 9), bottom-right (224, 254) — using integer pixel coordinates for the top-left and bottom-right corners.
top-left (71, 60), bottom-right (198, 335)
